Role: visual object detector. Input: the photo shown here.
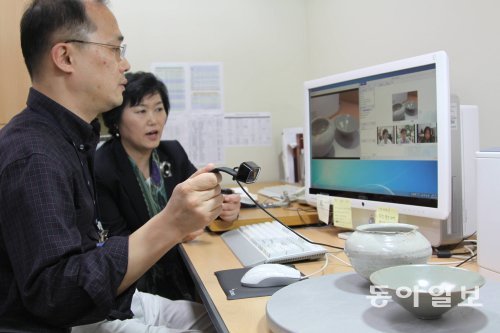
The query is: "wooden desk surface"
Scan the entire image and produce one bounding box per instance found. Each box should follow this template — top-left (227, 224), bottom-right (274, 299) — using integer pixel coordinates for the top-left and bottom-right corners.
top-left (181, 224), bottom-right (479, 333)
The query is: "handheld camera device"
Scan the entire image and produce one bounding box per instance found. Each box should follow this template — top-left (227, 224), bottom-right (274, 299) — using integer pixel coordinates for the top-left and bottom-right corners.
top-left (212, 161), bottom-right (261, 184)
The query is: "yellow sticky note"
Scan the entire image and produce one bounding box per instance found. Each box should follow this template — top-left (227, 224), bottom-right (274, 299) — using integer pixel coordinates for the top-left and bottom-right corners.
top-left (316, 194), bottom-right (331, 224)
top-left (333, 197), bottom-right (353, 229)
top-left (375, 207), bottom-right (399, 224)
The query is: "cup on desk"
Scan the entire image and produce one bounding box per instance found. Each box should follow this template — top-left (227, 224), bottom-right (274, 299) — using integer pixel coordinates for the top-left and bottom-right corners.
top-left (311, 117), bottom-right (335, 157)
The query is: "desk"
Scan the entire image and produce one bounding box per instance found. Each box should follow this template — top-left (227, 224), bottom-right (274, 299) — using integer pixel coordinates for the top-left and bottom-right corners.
top-left (208, 182), bottom-right (319, 232)
top-left (180, 224), bottom-right (478, 332)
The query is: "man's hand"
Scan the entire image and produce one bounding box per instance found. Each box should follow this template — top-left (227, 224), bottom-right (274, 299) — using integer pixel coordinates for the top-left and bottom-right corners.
top-left (219, 193), bottom-right (241, 222)
top-left (182, 192), bottom-right (241, 243)
top-left (161, 164), bottom-right (223, 240)
top-left (182, 192), bottom-right (242, 242)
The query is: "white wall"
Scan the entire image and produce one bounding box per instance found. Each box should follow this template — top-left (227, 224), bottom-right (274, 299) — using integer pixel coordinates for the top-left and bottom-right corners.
top-left (111, 0), bottom-right (500, 182)
top-left (111, 0), bottom-right (308, 182)
top-left (305, 0), bottom-right (500, 149)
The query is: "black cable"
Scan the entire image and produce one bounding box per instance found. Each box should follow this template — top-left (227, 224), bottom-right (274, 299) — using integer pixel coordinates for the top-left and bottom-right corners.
top-left (236, 181), bottom-right (344, 250)
top-left (455, 253), bottom-right (477, 267)
top-left (465, 231), bottom-right (477, 239)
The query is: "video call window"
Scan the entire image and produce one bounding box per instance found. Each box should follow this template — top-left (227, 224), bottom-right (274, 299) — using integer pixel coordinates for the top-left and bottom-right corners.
top-left (309, 64), bottom-right (438, 162)
top-left (396, 125), bottom-right (415, 144)
top-left (377, 126), bottom-right (394, 145)
top-left (310, 89), bottom-right (361, 159)
top-left (417, 124), bottom-right (437, 143)
top-left (392, 91), bottom-right (418, 122)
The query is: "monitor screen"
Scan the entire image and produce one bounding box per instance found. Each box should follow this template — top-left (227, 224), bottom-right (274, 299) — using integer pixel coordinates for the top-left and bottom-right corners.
top-left (304, 51), bottom-right (451, 220)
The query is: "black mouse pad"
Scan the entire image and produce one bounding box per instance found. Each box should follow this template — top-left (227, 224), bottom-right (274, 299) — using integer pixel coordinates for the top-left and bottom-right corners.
top-left (214, 266), bottom-right (302, 300)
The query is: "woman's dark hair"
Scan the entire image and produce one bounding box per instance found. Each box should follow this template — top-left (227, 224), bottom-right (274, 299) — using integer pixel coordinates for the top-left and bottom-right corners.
top-left (20, 0), bottom-right (107, 78)
top-left (103, 71), bottom-right (170, 137)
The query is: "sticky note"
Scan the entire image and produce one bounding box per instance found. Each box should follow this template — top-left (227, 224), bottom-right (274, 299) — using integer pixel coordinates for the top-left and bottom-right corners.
top-left (375, 207), bottom-right (399, 224)
top-left (316, 194), bottom-right (331, 224)
top-left (333, 197), bottom-right (353, 229)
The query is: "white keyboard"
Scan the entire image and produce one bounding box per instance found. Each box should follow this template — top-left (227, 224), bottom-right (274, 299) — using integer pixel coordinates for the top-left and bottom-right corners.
top-left (221, 221), bottom-right (327, 267)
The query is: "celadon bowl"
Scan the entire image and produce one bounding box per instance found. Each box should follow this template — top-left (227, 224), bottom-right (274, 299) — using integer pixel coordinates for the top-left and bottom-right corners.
top-left (370, 264), bottom-right (485, 319)
top-left (334, 114), bottom-right (359, 136)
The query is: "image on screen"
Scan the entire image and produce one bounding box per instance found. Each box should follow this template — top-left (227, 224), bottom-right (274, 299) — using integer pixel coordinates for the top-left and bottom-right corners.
top-left (307, 62), bottom-right (442, 209)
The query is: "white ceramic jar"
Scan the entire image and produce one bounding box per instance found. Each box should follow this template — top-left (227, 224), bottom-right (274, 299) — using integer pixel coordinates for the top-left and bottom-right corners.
top-left (344, 223), bottom-right (432, 280)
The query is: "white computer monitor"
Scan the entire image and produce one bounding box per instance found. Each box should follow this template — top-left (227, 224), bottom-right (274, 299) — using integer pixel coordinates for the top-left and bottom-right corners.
top-left (304, 51), bottom-right (451, 221)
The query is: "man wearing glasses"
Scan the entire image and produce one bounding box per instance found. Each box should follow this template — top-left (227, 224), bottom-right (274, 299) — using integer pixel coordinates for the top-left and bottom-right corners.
top-left (0, 1), bottom-right (219, 332)
top-left (64, 39), bottom-right (127, 58)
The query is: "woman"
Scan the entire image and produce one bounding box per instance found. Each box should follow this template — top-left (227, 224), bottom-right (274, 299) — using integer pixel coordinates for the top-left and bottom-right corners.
top-left (419, 126), bottom-right (435, 143)
top-left (95, 71), bottom-right (241, 300)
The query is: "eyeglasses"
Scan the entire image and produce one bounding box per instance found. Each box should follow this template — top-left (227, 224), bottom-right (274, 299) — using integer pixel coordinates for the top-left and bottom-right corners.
top-left (65, 39), bottom-right (127, 58)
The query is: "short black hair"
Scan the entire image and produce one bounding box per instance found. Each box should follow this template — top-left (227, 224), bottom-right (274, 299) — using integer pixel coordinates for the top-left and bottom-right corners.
top-left (103, 71), bottom-right (170, 137)
top-left (20, 0), bottom-right (107, 78)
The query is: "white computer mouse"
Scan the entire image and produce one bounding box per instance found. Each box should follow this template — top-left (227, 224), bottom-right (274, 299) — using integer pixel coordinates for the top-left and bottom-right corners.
top-left (240, 263), bottom-right (301, 288)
